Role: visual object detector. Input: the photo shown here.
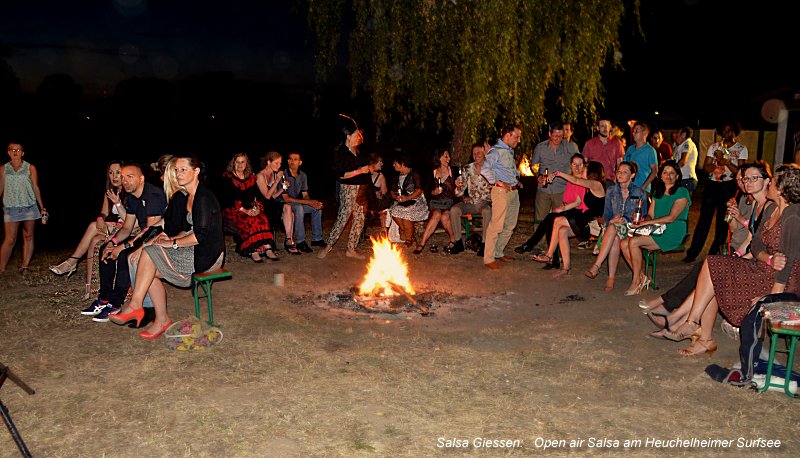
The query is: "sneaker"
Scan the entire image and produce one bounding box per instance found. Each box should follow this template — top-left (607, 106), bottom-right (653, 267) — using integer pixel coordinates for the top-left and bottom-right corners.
top-left (81, 299), bottom-right (109, 316)
top-left (92, 303), bottom-right (117, 322)
top-left (296, 241), bottom-right (313, 253)
top-left (577, 240), bottom-right (591, 250)
top-left (310, 240), bottom-right (327, 247)
top-left (720, 320), bottom-right (740, 341)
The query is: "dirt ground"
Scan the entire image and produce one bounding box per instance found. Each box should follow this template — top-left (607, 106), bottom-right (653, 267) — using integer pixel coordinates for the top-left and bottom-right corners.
top-left (1, 201), bottom-right (799, 457)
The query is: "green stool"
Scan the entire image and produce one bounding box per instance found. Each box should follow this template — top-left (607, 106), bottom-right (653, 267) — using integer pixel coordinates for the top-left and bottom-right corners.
top-left (642, 249), bottom-right (660, 290)
top-left (461, 214), bottom-right (482, 240)
top-left (760, 320), bottom-right (800, 397)
top-left (192, 269), bottom-right (232, 326)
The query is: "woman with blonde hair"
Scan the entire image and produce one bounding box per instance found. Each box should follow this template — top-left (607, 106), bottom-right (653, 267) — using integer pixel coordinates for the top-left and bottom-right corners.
top-left (256, 151), bottom-right (298, 254)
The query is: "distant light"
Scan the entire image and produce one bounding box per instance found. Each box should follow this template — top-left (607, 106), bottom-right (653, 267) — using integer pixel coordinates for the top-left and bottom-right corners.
top-left (85, 116), bottom-right (91, 120)
top-left (654, 111), bottom-right (660, 116)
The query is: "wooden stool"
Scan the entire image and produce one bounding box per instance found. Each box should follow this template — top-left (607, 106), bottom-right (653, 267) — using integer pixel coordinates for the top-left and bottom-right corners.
top-left (760, 320), bottom-right (800, 397)
top-left (192, 269), bottom-right (232, 326)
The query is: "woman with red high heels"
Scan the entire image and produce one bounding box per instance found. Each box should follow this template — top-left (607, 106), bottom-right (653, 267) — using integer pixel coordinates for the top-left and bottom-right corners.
top-left (49, 160), bottom-right (126, 298)
top-left (661, 164), bottom-right (800, 356)
top-left (111, 155), bottom-right (224, 338)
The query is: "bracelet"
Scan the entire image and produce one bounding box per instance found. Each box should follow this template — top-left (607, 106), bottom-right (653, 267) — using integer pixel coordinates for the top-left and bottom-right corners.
top-left (767, 255), bottom-right (773, 266)
top-left (111, 237), bottom-right (120, 246)
top-left (734, 249), bottom-right (743, 257)
top-left (556, 171), bottom-right (561, 177)
top-left (97, 216), bottom-right (105, 222)
top-left (742, 220), bottom-right (750, 227)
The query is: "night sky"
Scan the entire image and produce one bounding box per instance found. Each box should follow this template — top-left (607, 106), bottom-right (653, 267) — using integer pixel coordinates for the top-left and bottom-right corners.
top-left (1, 0), bottom-right (796, 128)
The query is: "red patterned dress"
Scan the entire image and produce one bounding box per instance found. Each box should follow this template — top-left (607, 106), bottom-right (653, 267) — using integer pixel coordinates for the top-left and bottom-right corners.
top-left (220, 172), bottom-right (275, 255)
top-left (707, 206), bottom-right (800, 326)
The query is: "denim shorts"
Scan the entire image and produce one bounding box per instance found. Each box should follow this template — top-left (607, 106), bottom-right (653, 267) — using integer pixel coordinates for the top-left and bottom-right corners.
top-left (3, 204), bottom-right (41, 223)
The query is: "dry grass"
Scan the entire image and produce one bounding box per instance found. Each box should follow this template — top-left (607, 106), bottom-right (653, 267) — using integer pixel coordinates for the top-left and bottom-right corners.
top-left (2, 223), bottom-right (800, 457)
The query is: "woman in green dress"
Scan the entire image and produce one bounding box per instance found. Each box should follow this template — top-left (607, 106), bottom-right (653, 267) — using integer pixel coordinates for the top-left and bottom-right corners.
top-left (621, 160), bottom-right (691, 295)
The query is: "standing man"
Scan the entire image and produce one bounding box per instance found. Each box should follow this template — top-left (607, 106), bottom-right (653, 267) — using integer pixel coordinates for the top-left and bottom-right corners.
top-left (623, 121), bottom-right (658, 192)
top-left (282, 152), bottom-right (325, 253)
top-left (672, 126), bottom-right (699, 195)
top-left (86, 163), bottom-right (166, 322)
top-left (683, 121), bottom-right (747, 263)
top-left (529, 123), bottom-right (572, 249)
top-left (481, 125), bottom-right (522, 269)
top-left (583, 117), bottom-right (625, 188)
top-left (650, 129), bottom-right (672, 165)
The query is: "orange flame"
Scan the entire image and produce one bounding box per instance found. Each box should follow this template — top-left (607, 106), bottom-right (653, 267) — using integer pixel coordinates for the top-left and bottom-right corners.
top-left (359, 236), bottom-right (415, 296)
top-left (518, 156), bottom-right (537, 176)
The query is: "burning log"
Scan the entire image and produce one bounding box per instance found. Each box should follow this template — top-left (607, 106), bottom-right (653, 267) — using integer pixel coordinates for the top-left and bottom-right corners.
top-left (387, 281), bottom-right (428, 315)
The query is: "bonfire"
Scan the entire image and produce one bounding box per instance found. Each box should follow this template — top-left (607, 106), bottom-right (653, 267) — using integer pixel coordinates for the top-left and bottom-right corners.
top-left (359, 236), bottom-right (415, 297)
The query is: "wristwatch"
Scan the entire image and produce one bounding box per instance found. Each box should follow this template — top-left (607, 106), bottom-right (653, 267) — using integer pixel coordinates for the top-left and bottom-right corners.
top-left (172, 239), bottom-right (179, 250)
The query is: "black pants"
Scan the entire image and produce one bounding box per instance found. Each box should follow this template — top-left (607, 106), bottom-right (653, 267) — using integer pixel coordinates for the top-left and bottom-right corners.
top-left (97, 241), bottom-right (132, 307)
top-left (662, 261), bottom-right (704, 312)
top-left (686, 180), bottom-right (737, 259)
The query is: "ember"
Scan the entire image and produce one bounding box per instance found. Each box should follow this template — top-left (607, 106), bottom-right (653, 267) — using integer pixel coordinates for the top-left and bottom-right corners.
top-left (359, 236), bottom-right (414, 297)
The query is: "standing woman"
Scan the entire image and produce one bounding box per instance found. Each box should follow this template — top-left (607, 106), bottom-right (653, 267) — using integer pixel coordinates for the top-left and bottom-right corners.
top-left (110, 154), bottom-right (224, 339)
top-left (221, 153), bottom-right (278, 262)
top-left (416, 149), bottom-right (458, 254)
top-left (0, 142), bottom-right (47, 274)
top-left (318, 116), bottom-right (372, 259)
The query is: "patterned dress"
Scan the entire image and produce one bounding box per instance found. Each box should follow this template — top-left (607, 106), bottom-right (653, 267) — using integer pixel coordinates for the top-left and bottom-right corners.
top-left (707, 209), bottom-right (800, 326)
top-left (220, 172), bottom-right (275, 255)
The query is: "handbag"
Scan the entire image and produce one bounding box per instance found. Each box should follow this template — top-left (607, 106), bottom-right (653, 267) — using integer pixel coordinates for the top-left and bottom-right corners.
top-left (429, 198), bottom-right (454, 210)
top-left (588, 219), bottom-right (602, 237)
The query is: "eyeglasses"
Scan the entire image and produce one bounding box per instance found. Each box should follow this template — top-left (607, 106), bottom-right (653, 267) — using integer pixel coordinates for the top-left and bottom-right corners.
top-left (8, 148), bottom-right (22, 152)
top-left (739, 176), bottom-right (764, 183)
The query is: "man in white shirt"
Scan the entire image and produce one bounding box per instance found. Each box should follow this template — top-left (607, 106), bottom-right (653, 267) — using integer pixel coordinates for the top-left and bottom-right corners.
top-left (672, 126), bottom-right (699, 195)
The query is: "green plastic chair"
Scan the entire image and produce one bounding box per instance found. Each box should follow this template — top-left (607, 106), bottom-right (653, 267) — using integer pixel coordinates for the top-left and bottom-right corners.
top-left (760, 320), bottom-right (800, 398)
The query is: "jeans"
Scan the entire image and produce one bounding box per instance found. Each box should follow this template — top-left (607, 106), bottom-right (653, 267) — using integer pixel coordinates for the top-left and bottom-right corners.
top-left (97, 241), bottom-right (131, 307)
top-left (682, 178), bottom-right (698, 196)
top-left (291, 203), bottom-right (323, 243)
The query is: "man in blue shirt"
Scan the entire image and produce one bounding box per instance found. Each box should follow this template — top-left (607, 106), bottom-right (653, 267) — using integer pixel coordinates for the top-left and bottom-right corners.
top-left (481, 124), bottom-right (522, 269)
top-left (282, 152), bottom-right (325, 253)
top-left (623, 121), bottom-right (658, 192)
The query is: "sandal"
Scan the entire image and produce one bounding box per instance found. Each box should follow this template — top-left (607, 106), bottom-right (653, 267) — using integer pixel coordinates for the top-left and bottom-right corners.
top-left (50, 256), bottom-right (80, 276)
top-left (678, 338), bottom-right (717, 357)
top-left (251, 252), bottom-right (263, 263)
top-left (663, 320), bottom-right (701, 342)
top-left (413, 245), bottom-right (424, 255)
top-left (604, 277), bottom-right (615, 292)
top-left (584, 264), bottom-right (600, 279)
top-left (530, 253), bottom-right (552, 264)
top-left (264, 248), bottom-right (280, 261)
top-left (646, 311), bottom-right (670, 338)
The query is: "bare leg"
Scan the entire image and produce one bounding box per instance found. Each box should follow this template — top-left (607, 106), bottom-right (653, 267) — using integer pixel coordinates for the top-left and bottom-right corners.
top-left (119, 249), bottom-right (159, 313)
top-left (439, 210), bottom-right (456, 242)
top-left (0, 221), bottom-right (20, 272)
top-left (143, 277), bottom-right (170, 333)
top-left (70, 222), bottom-right (105, 259)
top-left (282, 204), bottom-right (295, 243)
top-left (419, 210), bottom-right (443, 246)
top-left (606, 235), bottom-right (621, 291)
top-left (556, 225), bottom-right (573, 271)
top-left (20, 220), bottom-right (35, 268)
top-left (624, 236), bottom-right (658, 292)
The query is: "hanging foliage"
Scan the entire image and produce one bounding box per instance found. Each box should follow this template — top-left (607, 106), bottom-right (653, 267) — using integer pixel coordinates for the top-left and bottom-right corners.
top-left (305, 0), bottom-right (634, 157)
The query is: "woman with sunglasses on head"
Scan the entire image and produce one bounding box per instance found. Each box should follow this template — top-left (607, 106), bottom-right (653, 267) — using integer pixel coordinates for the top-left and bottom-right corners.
top-left (49, 160), bottom-right (127, 298)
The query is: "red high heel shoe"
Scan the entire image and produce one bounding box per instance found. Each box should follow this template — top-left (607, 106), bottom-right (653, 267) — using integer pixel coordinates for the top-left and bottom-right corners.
top-left (109, 307), bottom-right (144, 327)
top-left (138, 320), bottom-right (174, 339)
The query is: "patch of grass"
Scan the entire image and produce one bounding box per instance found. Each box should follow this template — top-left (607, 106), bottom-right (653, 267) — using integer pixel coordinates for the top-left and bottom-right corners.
top-left (351, 437), bottom-right (375, 451)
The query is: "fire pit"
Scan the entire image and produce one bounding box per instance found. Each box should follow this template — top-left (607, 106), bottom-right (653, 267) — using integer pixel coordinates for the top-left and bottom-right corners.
top-left (355, 236), bottom-right (428, 314)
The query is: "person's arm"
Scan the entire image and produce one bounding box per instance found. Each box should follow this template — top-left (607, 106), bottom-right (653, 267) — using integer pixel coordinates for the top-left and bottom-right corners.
top-left (376, 174), bottom-right (388, 196)
top-left (29, 164), bottom-right (46, 215)
top-left (552, 171), bottom-right (603, 195)
top-left (102, 213), bottom-right (136, 260)
top-left (256, 171), bottom-right (284, 199)
top-left (480, 151), bottom-right (498, 184)
top-left (0, 166), bottom-right (5, 200)
top-left (641, 163), bottom-right (658, 191)
top-left (556, 195), bottom-right (582, 213)
top-left (677, 144), bottom-right (690, 168)
top-left (774, 209), bottom-right (800, 285)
